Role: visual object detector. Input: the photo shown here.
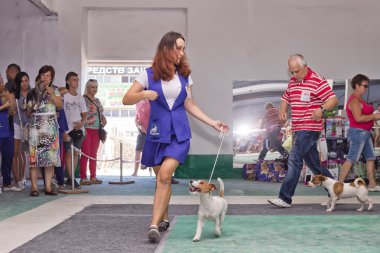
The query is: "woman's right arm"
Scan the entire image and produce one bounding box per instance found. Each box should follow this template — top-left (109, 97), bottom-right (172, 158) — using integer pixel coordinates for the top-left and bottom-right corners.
top-left (350, 98), bottom-right (380, 122)
top-left (122, 81), bottom-right (158, 105)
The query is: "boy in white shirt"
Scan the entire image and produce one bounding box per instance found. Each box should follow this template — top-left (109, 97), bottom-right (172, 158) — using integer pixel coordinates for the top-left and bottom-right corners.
top-left (61, 72), bottom-right (87, 188)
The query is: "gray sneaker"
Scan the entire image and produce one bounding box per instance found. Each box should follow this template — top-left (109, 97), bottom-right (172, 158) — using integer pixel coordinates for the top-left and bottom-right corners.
top-left (65, 178), bottom-right (81, 189)
top-left (148, 225), bottom-right (160, 242)
top-left (268, 198), bottom-right (291, 208)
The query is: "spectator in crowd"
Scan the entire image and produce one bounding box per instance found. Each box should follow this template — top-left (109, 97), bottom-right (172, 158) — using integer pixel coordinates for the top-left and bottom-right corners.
top-left (338, 74), bottom-right (380, 191)
top-left (131, 98), bottom-right (150, 176)
top-left (258, 102), bottom-right (288, 161)
top-left (268, 54), bottom-right (338, 208)
top-left (26, 65), bottom-right (62, 196)
top-left (5, 63), bottom-right (21, 92)
top-left (80, 79), bottom-right (106, 185)
top-left (40, 104), bottom-right (69, 192)
top-left (13, 72), bottom-right (31, 190)
top-left (55, 98), bottom-right (69, 190)
top-left (61, 72), bottom-right (87, 189)
top-left (122, 31), bottom-right (228, 242)
top-left (0, 72), bottom-right (20, 192)
top-left (373, 104), bottom-right (380, 147)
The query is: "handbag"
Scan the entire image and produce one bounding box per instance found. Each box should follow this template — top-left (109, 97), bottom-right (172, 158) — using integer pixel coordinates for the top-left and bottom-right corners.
top-left (68, 129), bottom-right (83, 140)
top-left (16, 99), bottom-right (29, 143)
top-left (99, 125), bottom-right (107, 143)
top-left (84, 95), bottom-right (107, 143)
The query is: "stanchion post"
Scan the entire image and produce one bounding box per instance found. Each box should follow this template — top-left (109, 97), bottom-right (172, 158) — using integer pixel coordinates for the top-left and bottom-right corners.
top-left (108, 142), bottom-right (134, 185)
top-left (58, 145), bottom-right (89, 194)
top-left (120, 142), bottom-right (123, 182)
top-left (71, 144), bottom-right (74, 190)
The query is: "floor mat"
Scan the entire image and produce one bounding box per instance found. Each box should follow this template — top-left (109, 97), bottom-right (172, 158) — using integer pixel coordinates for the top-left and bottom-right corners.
top-left (164, 215), bottom-right (380, 253)
top-left (12, 204), bottom-right (380, 253)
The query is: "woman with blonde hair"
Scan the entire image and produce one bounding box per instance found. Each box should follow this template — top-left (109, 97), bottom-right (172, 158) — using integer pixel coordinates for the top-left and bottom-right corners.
top-left (79, 79), bottom-right (107, 185)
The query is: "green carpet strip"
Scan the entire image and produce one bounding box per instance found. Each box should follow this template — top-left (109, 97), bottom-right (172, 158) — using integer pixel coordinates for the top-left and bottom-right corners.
top-left (163, 215), bottom-right (380, 253)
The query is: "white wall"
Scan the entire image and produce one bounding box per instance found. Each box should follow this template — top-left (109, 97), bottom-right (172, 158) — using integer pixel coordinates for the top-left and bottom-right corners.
top-left (0, 0), bottom-right (59, 83)
top-left (1, 0), bottom-right (380, 154)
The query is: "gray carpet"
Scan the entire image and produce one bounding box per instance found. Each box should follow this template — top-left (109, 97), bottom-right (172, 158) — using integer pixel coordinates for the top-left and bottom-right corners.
top-left (12, 204), bottom-right (379, 253)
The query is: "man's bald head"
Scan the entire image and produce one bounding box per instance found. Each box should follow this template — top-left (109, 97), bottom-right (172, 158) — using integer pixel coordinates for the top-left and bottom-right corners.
top-left (288, 54), bottom-right (307, 67)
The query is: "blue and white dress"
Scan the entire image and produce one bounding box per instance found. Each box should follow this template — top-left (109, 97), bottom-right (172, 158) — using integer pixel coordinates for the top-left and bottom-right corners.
top-left (136, 67), bottom-right (193, 166)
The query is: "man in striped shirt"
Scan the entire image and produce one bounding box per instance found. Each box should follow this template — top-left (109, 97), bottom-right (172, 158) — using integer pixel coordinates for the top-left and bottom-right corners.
top-left (258, 102), bottom-right (288, 161)
top-left (268, 54), bottom-right (338, 208)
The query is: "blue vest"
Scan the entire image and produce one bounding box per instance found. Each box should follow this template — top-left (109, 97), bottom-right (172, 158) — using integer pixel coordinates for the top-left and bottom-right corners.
top-left (146, 67), bottom-right (191, 143)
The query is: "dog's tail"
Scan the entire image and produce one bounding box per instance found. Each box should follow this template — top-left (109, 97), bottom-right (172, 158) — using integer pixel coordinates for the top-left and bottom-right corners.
top-left (354, 178), bottom-right (366, 187)
top-left (217, 177), bottom-right (225, 198)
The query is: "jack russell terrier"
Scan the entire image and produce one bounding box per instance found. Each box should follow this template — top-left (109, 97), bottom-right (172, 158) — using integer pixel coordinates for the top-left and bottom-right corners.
top-left (310, 175), bottom-right (373, 212)
top-left (189, 178), bottom-right (228, 242)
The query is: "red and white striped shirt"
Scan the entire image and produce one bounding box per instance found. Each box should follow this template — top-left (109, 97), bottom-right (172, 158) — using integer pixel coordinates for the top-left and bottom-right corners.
top-left (281, 68), bottom-right (336, 132)
top-left (264, 107), bottom-right (281, 131)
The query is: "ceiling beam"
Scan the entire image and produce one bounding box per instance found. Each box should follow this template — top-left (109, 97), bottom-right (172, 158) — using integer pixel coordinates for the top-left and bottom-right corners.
top-left (28, 0), bottom-right (58, 16)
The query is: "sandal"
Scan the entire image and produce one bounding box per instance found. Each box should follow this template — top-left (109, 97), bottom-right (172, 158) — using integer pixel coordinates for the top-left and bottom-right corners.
top-left (44, 190), bottom-right (58, 196)
top-left (30, 190), bottom-right (39, 197)
top-left (148, 225), bottom-right (160, 242)
top-left (158, 220), bottom-right (170, 232)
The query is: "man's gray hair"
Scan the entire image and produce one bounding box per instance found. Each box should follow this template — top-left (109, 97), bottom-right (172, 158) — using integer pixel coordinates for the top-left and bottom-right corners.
top-left (265, 102), bottom-right (274, 109)
top-left (288, 54), bottom-right (307, 67)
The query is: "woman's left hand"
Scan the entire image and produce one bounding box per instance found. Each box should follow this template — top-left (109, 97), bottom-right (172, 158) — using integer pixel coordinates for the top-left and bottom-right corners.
top-left (212, 120), bottom-right (229, 133)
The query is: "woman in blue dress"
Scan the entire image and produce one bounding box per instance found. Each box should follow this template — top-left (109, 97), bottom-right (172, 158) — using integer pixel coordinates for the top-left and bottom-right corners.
top-left (122, 31), bottom-right (229, 241)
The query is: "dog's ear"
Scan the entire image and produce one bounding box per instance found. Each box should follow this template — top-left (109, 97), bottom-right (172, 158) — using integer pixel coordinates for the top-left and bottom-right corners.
top-left (209, 183), bottom-right (217, 191)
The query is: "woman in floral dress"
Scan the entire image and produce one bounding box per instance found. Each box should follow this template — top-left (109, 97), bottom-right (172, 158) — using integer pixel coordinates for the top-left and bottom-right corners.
top-left (26, 65), bottom-right (62, 196)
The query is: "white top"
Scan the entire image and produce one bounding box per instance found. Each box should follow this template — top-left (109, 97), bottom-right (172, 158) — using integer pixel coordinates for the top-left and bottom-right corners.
top-left (63, 93), bottom-right (88, 132)
top-left (374, 110), bottom-right (380, 125)
top-left (135, 71), bottom-right (193, 110)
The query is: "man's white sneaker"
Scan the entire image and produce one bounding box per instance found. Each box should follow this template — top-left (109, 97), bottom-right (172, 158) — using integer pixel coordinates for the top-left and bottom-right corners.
top-left (268, 198), bottom-right (291, 208)
top-left (368, 185), bottom-right (380, 192)
top-left (3, 185), bottom-right (22, 192)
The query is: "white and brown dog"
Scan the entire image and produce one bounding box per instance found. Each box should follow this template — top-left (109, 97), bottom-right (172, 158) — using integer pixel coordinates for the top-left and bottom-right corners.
top-left (189, 178), bottom-right (228, 242)
top-left (311, 175), bottom-right (373, 212)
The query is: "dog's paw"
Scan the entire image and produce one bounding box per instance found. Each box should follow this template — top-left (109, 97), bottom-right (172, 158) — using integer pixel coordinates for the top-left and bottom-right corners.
top-left (357, 208), bottom-right (364, 212)
top-left (325, 208), bottom-right (333, 212)
top-left (215, 230), bottom-right (221, 237)
top-left (193, 237), bottom-right (200, 242)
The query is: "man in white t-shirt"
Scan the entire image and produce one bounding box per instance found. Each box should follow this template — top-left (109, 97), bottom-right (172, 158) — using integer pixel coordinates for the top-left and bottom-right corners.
top-left (61, 72), bottom-right (87, 188)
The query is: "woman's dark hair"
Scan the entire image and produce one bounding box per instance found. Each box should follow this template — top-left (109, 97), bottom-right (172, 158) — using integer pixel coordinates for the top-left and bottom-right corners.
top-left (65, 71), bottom-right (78, 89)
top-left (14, 72), bottom-right (29, 99)
top-left (351, 74), bottom-right (369, 89)
top-left (152, 31), bottom-right (191, 81)
top-left (37, 65), bottom-right (55, 85)
top-left (7, 63), bottom-right (21, 72)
